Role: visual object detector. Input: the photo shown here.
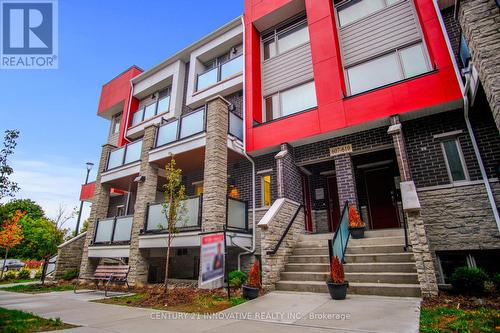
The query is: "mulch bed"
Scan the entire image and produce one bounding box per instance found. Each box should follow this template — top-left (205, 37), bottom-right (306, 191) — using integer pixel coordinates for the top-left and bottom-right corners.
top-left (422, 291), bottom-right (500, 310)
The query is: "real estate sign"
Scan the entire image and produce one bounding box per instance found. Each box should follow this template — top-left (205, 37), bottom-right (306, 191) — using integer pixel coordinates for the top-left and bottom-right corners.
top-left (200, 233), bottom-right (225, 285)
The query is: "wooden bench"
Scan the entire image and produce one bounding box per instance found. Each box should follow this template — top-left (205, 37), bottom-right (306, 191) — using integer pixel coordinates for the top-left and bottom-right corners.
top-left (74, 265), bottom-right (130, 297)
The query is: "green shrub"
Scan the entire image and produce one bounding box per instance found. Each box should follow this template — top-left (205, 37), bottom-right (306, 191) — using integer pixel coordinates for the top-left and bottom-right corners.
top-left (450, 267), bottom-right (489, 295)
top-left (228, 270), bottom-right (248, 287)
top-left (3, 270), bottom-right (18, 280)
top-left (62, 268), bottom-right (79, 281)
top-left (17, 268), bottom-right (31, 280)
top-left (34, 268), bottom-right (42, 279)
top-left (491, 273), bottom-right (500, 292)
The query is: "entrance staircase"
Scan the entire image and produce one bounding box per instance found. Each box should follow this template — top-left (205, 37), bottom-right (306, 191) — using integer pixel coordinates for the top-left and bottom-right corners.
top-left (276, 228), bottom-right (421, 297)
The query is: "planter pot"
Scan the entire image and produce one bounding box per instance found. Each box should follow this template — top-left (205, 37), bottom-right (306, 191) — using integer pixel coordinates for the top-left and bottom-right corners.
top-left (326, 281), bottom-right (349, 300)
top-left (242, 285), bottom-right (259, 300)
top-left (350, 227), bottom-right (365, 239)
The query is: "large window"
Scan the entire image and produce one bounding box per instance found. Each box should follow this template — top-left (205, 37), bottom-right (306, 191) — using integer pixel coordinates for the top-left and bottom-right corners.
top-left (263, 81), bottom-right (317, 122)
top-left (196, 45), bottom-right (243, 91)
top-left (441, 138), bottom-right (468, 183)
top-left (346, 43), bottom-right (430, 95)
top-left (131, 88), bottom-right (171, 126)
top-left (261, 175), bottom-right (272, 207)
top-left (337, 0), bottom-right (403, 27)
top-left (262, 17), bottom-right (309, 60)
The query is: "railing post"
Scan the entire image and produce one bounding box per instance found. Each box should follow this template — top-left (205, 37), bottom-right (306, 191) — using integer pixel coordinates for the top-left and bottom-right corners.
top-left (110, 217), bottom-right (118, 244)
top-left (93, 218), bottom-right (99, 244)
top-left (198, 195), bottom-right (203, 228)
top-left (143, 203), bottom-right (150, 233)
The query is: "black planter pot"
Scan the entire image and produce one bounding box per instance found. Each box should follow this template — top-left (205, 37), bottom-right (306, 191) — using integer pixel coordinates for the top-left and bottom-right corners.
top-left (326, 281), bottom-right (349, 300)
top-left (242, 285), bottom-right (259, 300)
top-left (350, 227), bottom-right (365, 239)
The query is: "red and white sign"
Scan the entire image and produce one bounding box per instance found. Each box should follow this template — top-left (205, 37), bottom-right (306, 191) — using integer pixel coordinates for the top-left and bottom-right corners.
top-left (200, 233), bottom-right (225, 285)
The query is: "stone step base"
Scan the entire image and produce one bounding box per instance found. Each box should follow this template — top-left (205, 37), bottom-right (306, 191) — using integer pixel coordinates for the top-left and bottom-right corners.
top-left (345, 272), bottom-right (419, 284)
top-left (344, 253), bottom-right (414, 263)
top-left (349, 236), bottom-right (405, 246)
top-left (284, 263), bottom-right (330, 272)
top-left (346, 244), bottom-right (406, 255)
top-left (293, 247), bottom-right (330, 255)
top-left (288, 255), bottom-right (330, 263)
top-left (344, 262), bottom-right (417, 273)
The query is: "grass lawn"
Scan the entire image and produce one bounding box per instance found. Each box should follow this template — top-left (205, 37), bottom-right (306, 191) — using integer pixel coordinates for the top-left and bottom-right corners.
top-left (2, 283), bottom-right (74, 294)
top-left (420, 307), bottom-right (499, 333)
top-left (0, 279), bottom-right (34, 285)
top-left (0, 307), bottom-right (75, 332)
top-left (96, 286), bottom-right (247, 314)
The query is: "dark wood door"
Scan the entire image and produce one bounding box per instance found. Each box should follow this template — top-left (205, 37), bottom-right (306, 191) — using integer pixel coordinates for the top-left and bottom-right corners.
top-left (327, 176), bottom-right (341, 232)
top-left (301, 174), bottom-right (313, 232)
top-left (365, 167), bottom-right (399, 229)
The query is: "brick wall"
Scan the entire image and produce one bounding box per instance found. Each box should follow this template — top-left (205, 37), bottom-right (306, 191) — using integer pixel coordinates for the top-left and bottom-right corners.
top-left (441, 7), bottom-right (462, 67)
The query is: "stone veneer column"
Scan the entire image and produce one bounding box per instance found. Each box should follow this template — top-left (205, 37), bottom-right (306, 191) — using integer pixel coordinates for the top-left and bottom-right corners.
top-left (388, 116), bottom-right (438, 296)
top-left (333, 153), bottom-right (358, 208)
top-left (128, 125), bottom-right (159, 285)
top-left (199, 96), bottom-right (230, 289)
top-left (275, 143), bottom-right (303, 203)
top-left (79, 144), bottom-right (114, 277)
top-left (459, 0), bottom-right (500, 130)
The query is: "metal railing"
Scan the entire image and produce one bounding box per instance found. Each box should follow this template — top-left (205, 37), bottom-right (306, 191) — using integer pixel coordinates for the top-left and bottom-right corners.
top-left (226, 196), bottom-right (248, 231)
top-left (328, 201), bottom-right (350, 263)
top-left (266, 204), bottom-right (303, 255)
top-left (93, 215), bottom-right (133, 245)
top-left (143, 195), bottom-right (203, 233)
top-left (106, 140), bottom-right (143, 171)
top-left (196, 54), bottom-right (243, 91)
top-left (155, 108), bottom-right (206, 148)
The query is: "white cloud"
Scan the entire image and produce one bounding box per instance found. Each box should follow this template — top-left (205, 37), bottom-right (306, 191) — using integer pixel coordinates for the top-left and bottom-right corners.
top-left (2, 157), bottom-right (92, 233)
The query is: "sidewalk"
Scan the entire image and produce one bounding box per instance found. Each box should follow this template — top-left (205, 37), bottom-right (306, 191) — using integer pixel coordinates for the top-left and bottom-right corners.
top-left (0, 289), bottom-right (421, 333)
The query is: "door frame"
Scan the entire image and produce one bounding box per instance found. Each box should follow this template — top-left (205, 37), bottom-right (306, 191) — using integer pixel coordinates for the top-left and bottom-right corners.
top-left (326, 175), bottom-right (340, 232)
top-left (301, 173), bottom-right (313, 232)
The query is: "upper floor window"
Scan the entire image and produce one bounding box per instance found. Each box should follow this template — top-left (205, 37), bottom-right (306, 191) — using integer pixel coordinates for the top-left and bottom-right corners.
top-left (337, 0), bottom-right (402, 27)
top-left (263, 81), bottom-right (317, 122)
top-left (459, 34), bottom-right (471, 68)
top-left (346, 42), bottom-right (430, 95)
top-left (262, 17), bottom-right (309, 60)
top-left (131, 87), bottom-right (171, 126)
top-left (112, 113), bottom-right (121, 134)
top-left (196, 45), bottom-right (243, 91)
top-left (441, 138), bottom-right (469, 183)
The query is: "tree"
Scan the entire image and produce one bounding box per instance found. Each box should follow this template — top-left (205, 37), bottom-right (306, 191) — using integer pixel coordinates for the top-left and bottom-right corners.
top-left (0, 130), bottom-right (20, 200)
top-left (0, 210), bottom-right (24, 278)
top-left (162, 157), bottom-right (186, 295)
top-left (0, 199), bottom-right (44, 222)
top-left (52, 204), bottom-right (77, 239)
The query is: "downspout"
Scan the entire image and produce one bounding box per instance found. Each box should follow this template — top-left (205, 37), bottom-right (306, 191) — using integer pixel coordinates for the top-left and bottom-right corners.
top-left (122, 80), bottom-right (135, 144)
top-left (432, 0), bottom-right (500, 233)
top-left (231, 16), bottom-right (257, 270)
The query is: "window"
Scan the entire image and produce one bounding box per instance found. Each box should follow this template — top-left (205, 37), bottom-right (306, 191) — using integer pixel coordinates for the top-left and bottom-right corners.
top-left (441, 138), bottom-right (468, 182)
top-left (459, 34), bottom-right (471, 68)
top-left (196, 45), bottom-right (243, 91)
top-left (131, 87), bottom-right (172, 126)
top-left (112, 113), bottom-right (121, 134)
top-left (116, 205), bottom-right (125, 217)
top-left (337, 0), bottom-right (403, 27)
top-left (263, 81), bottom-right (317, 122)
top-left (261, 175), bottom-right (272, 207)
top-left (194, 182), bottom-right (204, 196)
top-left (346, 43), bottom-right (430, 95)
top-left (262, 18), bottom-right (309, 60)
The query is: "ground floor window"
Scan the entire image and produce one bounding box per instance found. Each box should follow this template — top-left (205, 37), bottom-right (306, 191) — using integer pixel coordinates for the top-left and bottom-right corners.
top-left (437, 250), bottom-right (500, 284)
top-left (261, 175), bottom-right (272, 207)
top-left (263, 81), bottom-right (317, 122)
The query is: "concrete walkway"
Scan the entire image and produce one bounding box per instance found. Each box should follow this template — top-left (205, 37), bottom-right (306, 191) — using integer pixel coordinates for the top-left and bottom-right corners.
top-left (0, 280), bottom-right (40, 288)
top-left (0, 290), bottom-right (421, 333)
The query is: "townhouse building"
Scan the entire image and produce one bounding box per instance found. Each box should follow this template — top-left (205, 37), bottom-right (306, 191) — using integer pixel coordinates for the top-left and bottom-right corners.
top-left (55, 0), bottom-right (500, 297)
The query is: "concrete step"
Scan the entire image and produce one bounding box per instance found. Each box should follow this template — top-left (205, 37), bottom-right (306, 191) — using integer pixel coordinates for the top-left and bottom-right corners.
top-left (348, 236), bottom-right (405, 246)
top-left (349, 282), bottom-right (421, 297)
top-left (299, 233), bottom-right (334, 241)
top-left (363, 228), bottom-right (404, 238)
top-left (284, 263), bottom-right (330, 272)
top-left (295, 240), bottom-right (330, 248)
top-left (345, 272), bottom-right (419, 284)
top-left (280, 271), bottom-right (329, 282)
top-left (293, 247), bottom-right (330, 255)
top-left (344, 262), bottom-right (417, 273)
top-left (276, 280), bottom-right (328, 293)
top-left (288, 255), bottom-right (330, 264)
top-left (344, 253), bottom-right (414, 264)
top-left (345, 244), bottom-right (406, 255)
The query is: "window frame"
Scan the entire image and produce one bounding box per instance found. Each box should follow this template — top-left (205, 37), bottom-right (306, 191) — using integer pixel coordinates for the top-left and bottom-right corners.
top-left (131, 87), bottom-right (172, 127)
top-left (261, 16), bottom-right (309, 61)
top-left (112, 113), bottom-right (122, 134)
top-left (440, 137), bottom-right (470, 184)
top-left (261, 174), bottom-right (272, 207)
top-left (336, 0), bottom-right (404, 28)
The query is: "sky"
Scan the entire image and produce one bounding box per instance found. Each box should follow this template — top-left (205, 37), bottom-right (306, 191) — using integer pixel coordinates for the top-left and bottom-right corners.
top-left (0, 0), bottom-right (243, 232)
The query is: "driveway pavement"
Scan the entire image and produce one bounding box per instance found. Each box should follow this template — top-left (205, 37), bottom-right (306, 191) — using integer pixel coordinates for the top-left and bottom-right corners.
top-left (0, 289), bottom-right (421, 333)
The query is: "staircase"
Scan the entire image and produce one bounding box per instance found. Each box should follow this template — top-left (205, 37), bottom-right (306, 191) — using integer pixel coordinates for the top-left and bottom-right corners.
top-left (275, 228), bottom-right (421, 297)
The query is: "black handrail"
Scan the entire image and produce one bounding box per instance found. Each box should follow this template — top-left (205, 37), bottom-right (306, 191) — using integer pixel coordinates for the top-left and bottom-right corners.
top-left (266, 204), bottom-right (303, 255)
top-left (328, 201), bottom-right (349, 263)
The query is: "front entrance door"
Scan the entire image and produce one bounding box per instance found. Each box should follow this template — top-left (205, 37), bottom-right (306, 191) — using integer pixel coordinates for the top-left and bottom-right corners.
top-left (326, 176), bottom-right (341, 232)
top-left (301, 174), bottom-right (313, 232)
top-left (365, 167), bottom-right (399, 229)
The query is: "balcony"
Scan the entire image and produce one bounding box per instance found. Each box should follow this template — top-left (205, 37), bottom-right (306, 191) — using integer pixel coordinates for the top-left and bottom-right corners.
top-left (228, 112), bottom-right (243, 141)
top-left (143, 195), bottom-right (203, 233)
top-left (155, 108), bottom-right (205, 148)
top-left (92, 215), bottom-right (134, 245)
top-left (101, 140), bottom-right (143, 185)
top-left (226, 197), bottom-right (248, 231)
top-left (196, 55), bottom-right (243, 92)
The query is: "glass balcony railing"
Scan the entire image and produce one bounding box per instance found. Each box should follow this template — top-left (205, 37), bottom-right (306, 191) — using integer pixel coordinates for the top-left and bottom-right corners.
top-left (155, 108), bottom-right (205, 147)
top-left (196, 55), bottom-right (243, 91)
top-left (106, 140), bottom-right (143, 171)
top-left (229, 112), bottom-right (243, 141)
top-left (144, 195), bottom-right (202, 233)
top-left (226, 197), bottom-right (248, 231)
top-left (93, 215), bottom-right (133, 245)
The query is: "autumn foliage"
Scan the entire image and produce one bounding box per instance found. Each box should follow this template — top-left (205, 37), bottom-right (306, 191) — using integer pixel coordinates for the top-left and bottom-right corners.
top-left (0, 210), bottom-right (24, 250)
top-left (348, 204), bottom-right (365, 229)
top-left (330, 256), bottom-right (345, 284)
top-left (246, 261), bottom-right (261, 289)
